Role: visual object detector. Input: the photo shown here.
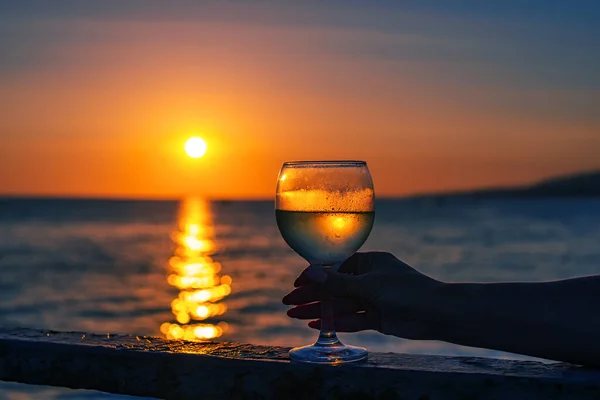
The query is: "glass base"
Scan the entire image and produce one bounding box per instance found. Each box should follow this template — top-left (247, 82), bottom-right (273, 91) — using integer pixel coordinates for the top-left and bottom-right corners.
top-left (289, 339), bottom-right (367, 364)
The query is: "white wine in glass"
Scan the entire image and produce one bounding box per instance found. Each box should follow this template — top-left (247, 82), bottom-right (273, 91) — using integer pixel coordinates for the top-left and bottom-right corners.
top-left (276, 160), bottom-right (375, 364)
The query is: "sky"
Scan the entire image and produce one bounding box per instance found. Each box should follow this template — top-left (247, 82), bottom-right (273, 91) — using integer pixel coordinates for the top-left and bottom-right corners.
top-left (1, 1), bottom-right (599, 199)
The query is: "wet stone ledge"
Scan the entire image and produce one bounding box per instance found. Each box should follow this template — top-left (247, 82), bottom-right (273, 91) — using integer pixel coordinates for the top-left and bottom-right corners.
top-left (1, 327), bottom-right (599, 400)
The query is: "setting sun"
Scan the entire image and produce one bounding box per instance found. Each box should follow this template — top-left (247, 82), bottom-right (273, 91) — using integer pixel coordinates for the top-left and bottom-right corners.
top-left (184, 137), bottom-right (208, 159)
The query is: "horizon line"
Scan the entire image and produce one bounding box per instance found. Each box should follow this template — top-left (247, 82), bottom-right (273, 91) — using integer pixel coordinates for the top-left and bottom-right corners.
top-left (0, 194), bottom-right (414, 202)
top-left (1, 168), bottom-right (598, 202)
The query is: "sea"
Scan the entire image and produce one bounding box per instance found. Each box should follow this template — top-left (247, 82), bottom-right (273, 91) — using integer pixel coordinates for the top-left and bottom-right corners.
top-left (1, 197), bottom-right (599, 399)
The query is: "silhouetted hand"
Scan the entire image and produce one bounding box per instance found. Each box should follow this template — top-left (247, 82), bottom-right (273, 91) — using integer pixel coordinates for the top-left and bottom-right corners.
top-left (283, 252), bottom-right (445, 340)
top-left (283, 252), bottom-right (600, 366)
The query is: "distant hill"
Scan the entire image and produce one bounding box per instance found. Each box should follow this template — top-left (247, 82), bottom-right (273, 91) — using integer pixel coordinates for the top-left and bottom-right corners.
top-left (524, 170), bottom-right (600, 196)
top-left (436, 170), bottom-right (600, 198)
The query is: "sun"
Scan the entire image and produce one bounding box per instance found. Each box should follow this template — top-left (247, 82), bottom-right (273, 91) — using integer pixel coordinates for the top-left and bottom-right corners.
top-left (185, 137), bottom-right (207, 159)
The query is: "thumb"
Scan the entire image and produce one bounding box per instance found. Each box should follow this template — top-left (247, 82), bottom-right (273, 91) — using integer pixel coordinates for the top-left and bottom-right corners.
top-left (304, 266), bottom-right (365, 297)
top-left (323, 271), bottom-right (365, 298)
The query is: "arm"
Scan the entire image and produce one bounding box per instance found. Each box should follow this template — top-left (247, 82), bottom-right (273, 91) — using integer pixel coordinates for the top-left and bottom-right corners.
top-left (435, 276), bottom-right (600, 366)
top-left (284, 252), bottom-right (600, 367)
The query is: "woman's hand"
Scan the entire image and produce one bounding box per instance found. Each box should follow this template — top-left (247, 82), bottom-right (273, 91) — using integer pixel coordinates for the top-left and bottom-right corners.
top-left (283, 252), bottom-right (446, 340)
top-left (284, 252), bottom-right (600, 366)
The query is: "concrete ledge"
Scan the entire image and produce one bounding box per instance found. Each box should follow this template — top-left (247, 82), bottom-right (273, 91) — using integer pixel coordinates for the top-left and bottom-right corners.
top-left (1, 327), bottom-right (599, 399)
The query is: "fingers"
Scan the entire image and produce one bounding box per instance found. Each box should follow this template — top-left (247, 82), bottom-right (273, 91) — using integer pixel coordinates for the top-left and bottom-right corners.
top-left (282, 285), bottom-right (322, 305)
top-left (293, 253), bottom-right (373, 287)
top-left (285, 272), bottom-right (364, 304)
top-left (307, 313), bottom-right (374, 332)
top-left (338, 252), bottom-right (373, 274)
top-left (294, 252), bottom-right (384, 287)
top-left (323, 270), bottom-right (364, 298)
top-left (294, 273), bottom-right (310, 288)
top-left (287, 299), bottom-right (363, 320)
top-left (294, 266), bottom-right (326, 287)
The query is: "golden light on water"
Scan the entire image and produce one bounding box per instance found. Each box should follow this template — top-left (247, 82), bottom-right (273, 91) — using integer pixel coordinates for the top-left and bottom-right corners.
top-left (184, 137), bottom-right (207, 159)
top-left (161, 198), bottom-right (231, 340)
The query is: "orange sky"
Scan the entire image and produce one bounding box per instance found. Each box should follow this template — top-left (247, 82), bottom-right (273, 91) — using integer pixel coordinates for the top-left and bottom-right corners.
top-left (1, 3), bottom-right (599, 199)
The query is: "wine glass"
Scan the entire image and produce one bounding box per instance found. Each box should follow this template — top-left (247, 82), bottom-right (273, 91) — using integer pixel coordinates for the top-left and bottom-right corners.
top-left (276, 160), bottom-right (375, 364)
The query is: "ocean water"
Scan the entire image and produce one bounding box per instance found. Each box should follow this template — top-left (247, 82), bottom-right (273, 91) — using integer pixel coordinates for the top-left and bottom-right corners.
top-left (1, 197), bottom-right (600, 399)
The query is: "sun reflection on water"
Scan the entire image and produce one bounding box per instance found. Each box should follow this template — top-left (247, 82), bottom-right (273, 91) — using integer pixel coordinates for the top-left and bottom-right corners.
top-left (160, 198), bottom-right (231, 340)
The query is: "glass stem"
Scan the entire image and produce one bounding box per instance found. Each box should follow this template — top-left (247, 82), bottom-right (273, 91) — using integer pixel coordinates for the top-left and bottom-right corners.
top-left (317, 299), bottom-right (339, 345)
top-left (316, 264), bottom-right (341, 346)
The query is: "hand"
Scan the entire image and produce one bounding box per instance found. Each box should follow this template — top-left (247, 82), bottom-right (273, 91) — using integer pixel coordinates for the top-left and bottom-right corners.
top-left (283, 252), bottom-right (446, 340)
